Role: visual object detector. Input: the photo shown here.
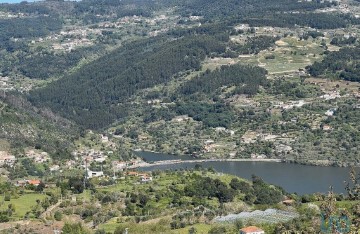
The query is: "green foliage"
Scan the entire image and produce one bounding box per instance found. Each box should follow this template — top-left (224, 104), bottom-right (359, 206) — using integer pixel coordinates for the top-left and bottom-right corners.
top-left (54, 211), bottom-right (63, 221)
top-left (174, 0), bottom-right (330, 22)
top-left (184, 175), bottom-right (236, 203)
top-left (180, 64), bottom-right (267, 96)
top-left (307, 46), bottom-right (360, 82)
top-left (244, 13), bottom-right (353, 29)
top-left (62, 223), bottom-right (90, 234)
top-left (17, 48), bottom-right (98, 80)
top-left (0, 16), bottom-right (62, 51)
top-left (174, 102), bottom-right (235, 128)
top-left (330, 37), bottom-right (357, 46)
top-left (267, 79), bottom-right (321, 98)
top-left (208, 226), bottom-right (227, 234)
top-left (29, 35), bottom-right (226, 129)
top-left (252, 175), bottom-right (284, 204)
top-left (0, 95), bottom-right (78, 162)
top-left (233, 36), bottom-right (279, 55)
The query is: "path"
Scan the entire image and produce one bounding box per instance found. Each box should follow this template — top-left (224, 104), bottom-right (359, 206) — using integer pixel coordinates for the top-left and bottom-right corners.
top-left (39, 201), bottom-right (62, 219)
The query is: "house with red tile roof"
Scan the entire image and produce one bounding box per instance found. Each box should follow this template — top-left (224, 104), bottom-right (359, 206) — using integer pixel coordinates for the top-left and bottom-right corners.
top-left (127, 171), bottom-right (139, 176)
top-left (239, 226), bottom-right (265, 234)
top-left (27, 180), bottom-right (41, 186)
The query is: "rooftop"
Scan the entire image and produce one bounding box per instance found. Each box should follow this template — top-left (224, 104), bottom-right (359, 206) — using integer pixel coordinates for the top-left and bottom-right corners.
top-left (240, 226), bottom-right (264, 233)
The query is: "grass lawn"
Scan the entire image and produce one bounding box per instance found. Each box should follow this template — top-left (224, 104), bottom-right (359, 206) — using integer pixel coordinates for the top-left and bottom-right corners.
top-left (0, 193), bottom-right (47, 219)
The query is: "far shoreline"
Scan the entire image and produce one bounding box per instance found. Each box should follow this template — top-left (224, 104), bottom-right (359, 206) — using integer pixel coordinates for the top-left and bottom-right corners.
top-left (133, 150), bottom-right (360, 168)
top-left (133, 158), bottom-right (283, 169)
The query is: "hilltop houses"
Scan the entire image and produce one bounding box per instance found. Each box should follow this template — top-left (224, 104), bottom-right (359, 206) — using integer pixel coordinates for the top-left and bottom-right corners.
top-left (26, 150), bottom-right (50, 163)
top-left (0, 151), bottom-right (16, 167)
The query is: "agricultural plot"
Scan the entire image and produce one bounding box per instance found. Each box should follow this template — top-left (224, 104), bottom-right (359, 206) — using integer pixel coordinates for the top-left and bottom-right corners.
top-left (239, 36), bottom-right (326, 74)
top-left (214, 208), bottom-right (299, 224)
top-left (0, 193), bottom-right (48, 219)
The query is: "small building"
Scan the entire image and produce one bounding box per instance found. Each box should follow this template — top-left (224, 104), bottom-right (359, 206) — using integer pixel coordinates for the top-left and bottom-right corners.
top-left (127, 171), bottom-right (139, 176)
top-left (16, 180), bottom-right (28, 187)
top-left (87, 170), bottom-right (104, 179)
top-left (240, 226), bottom-right (265, 234)
top-left (140, 176), bottom-right (153, 183)
top-left (27, 180), bottom-right (41, 186)
top-left (50, 165), bottom-right (60, 172)
top-left (322, 125), bottom-right (332, 131)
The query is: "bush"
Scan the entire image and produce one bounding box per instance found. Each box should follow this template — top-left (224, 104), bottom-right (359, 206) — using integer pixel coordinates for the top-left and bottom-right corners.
top-left (4, 193), bottom-right (10, 201)
top-left (54, 211), bottom-right (62, 221)
top-left (208, 226), bottom-right (227, 234)
top-left (113, 226), bottom-right (127, 234)
top-left (62, 223), bottom-right (89, 234)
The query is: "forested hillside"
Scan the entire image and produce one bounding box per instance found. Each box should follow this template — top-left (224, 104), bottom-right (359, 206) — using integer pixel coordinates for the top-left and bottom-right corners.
top-left (0, 94), bottom-right (79, 160)
top-left (0, 0), bottom-right (359, 168)
top-left (29, 35), bottom-right (226, 129)
top-left (307, 46), bottom-right (360, 82)
top-left (179, 64), bottom-right (267, 96)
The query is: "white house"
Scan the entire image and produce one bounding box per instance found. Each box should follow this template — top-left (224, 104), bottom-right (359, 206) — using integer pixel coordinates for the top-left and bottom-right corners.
top-left (87, 169), bottom-right (104, 179)
top-left (50, 165), bottom-right (60, 172)
top-left (140, 176), bottom-right (153, 183)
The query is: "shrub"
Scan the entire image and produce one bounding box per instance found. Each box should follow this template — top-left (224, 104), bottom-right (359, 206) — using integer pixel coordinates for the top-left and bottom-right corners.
top-left (54, 211), bottom-right (62, 221)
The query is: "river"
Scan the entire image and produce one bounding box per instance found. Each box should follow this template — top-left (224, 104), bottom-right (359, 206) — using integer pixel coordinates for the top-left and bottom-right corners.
top-left (135, 151), bottom-right (357, 195)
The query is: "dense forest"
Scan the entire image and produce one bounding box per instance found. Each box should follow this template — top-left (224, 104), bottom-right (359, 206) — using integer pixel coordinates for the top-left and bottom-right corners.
top-left (307, 46), bottom-right (360, 82)
top-left (243, 13), bottom-right (356, 29)
top-left (173, 0), bottom-right (331, 21)
top-left (180, 64), bottom-right (267, 96)
top-left (28, 35), bottom-right (226, 129)
top-left (231, 36), bottom-right (279, 55)
top-left (17, 45), bottom-right (106, 79)
top-left (0, 16), bottom-right (62, 41)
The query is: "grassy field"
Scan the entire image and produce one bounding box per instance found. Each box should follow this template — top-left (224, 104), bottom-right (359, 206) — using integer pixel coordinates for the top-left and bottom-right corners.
top-left (98, 218), bottom-right (217, 234)
top-left (0, 193), bottom-right (47, 219)
top-left (238, 36), bottom-right (326, 74)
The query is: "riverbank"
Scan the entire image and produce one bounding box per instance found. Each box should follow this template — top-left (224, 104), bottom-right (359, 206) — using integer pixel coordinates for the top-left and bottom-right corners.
top-left (130, 158), bottom-right (282, 169)
top-left (133, 150), bottom-right (359, 168)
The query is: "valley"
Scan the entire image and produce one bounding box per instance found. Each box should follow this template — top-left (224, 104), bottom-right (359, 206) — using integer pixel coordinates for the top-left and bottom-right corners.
top-left (0, 0), bottom-right (360, 233)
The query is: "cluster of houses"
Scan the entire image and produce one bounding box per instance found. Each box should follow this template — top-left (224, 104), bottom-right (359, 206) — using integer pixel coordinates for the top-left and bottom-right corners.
top-left (26, 150), bottom-right (50, 163)
top-left (112, 160), bottom-right (139, 171)
top-left (74, 149), bottom-right (108, 163)
top-left (0, 76), bottom-right (15, 91)
top-left (0, 11), bottom-right (27, 19)
top-left (0, 151), bottom-right (16, 167)
top-left (16, 179), bottom-right (41, 187)
top-left (127, 171), bottom-right (153, 183)
top-left (273, 100), bottom-right (306, 110)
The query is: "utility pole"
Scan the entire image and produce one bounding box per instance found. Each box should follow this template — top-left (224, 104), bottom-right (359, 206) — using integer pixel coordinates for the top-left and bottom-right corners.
top-left (84, 158), bottom-right (88, 190)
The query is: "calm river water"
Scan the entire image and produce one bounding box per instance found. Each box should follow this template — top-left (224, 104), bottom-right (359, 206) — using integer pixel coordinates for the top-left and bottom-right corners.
top-left (135, 151), bottom-right (357, 195)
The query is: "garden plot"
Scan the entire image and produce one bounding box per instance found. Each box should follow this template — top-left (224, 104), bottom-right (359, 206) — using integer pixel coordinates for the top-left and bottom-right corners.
top-left (214, 208), bottom-right (299, 224)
